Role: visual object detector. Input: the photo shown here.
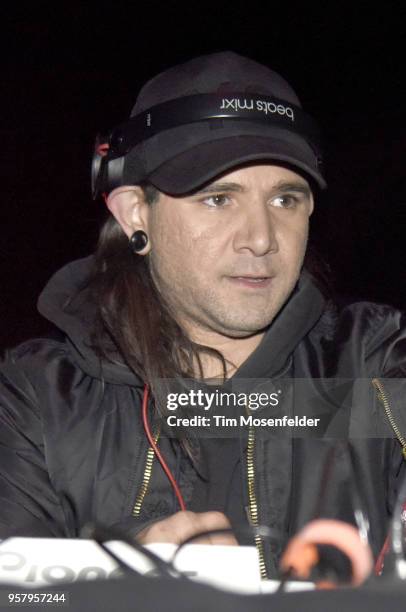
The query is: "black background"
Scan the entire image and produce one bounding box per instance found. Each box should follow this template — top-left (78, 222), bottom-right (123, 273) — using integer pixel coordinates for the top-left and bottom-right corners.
top-left (2, 2), bottom-right (406, 350)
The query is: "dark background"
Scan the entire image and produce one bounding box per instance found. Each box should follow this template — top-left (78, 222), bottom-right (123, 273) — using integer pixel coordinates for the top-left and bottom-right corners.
top-left (2, 2), bottom-right (406, 350)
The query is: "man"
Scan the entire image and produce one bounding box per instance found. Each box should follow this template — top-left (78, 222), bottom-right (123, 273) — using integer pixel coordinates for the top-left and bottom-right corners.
top-left (1, 51), bottom-right (405, 580)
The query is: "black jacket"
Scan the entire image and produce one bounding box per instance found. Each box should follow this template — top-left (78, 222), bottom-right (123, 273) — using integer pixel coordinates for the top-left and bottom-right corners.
top-left (1, 256), bottom-right (406, 577)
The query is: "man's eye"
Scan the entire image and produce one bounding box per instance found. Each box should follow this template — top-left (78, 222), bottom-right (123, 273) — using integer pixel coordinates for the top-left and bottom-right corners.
top-left (202, 194), bottom-right (230, 207)
top-left (271, 194), bottom-right (299, 208)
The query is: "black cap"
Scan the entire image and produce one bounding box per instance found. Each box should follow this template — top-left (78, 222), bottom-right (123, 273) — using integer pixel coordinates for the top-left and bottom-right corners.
top-left (121, 51), bottom-right (326, 193)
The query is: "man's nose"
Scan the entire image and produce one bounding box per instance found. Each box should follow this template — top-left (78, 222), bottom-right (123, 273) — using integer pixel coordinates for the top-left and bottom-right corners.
top-left (232, 201), bottom-right (278, 256)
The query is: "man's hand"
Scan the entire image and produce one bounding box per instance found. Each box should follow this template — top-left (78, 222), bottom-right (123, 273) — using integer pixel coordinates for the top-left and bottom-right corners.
top-left (136, 511), bottom-right (238, 546)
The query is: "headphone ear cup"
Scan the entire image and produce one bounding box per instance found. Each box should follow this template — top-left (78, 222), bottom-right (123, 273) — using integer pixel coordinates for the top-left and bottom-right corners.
top-left (91, 134), bottom-right (110, 200)
top-left (105, 155), bottom-right (125, 196)
top-left (280, 519), bottom-right (373, 588)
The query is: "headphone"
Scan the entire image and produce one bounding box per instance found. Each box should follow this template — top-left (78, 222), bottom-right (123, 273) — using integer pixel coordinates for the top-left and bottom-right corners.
top-left (280, 518), bottom-right (373, 588)
top-left (91, 93), bottom-right (323, 200)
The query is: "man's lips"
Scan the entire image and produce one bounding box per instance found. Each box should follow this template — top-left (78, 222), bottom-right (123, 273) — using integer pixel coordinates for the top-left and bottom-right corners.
top-left (227, 275), bottom-right (273, 288)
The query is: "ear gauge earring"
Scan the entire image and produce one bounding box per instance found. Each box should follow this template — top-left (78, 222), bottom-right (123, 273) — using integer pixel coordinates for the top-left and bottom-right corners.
top-left (129, 230), bottom-right (149, 254)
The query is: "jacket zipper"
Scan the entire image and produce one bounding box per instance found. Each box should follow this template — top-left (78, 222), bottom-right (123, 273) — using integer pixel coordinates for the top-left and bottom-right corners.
top-left (246, 425), bottom-right (268, 580)
top-left (132, 429), bottom-right (160, 516)
top-left (133, 424), bottom-right (269, 579)
top-left (372, 378), bottom-right (406, 459)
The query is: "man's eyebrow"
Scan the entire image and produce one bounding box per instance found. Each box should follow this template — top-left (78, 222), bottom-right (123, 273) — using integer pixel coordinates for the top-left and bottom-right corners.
top-left (192, 179), bottom-right (312, 197)
top-left (193, 182), bottom-right (247, 195)
top-left (271, 181), bottom-right (312, 197)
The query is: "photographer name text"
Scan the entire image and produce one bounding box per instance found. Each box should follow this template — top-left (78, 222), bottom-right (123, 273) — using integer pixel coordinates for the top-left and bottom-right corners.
top-left (166, 414), bottom-right (320, 428)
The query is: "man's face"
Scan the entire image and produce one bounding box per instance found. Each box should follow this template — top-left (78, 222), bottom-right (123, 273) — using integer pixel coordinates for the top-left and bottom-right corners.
top-left (146, 164), bottom-right (314, 340)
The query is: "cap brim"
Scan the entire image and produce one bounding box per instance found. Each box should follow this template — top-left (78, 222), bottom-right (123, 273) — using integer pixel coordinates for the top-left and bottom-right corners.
top-left (147, 135), bottom-right (326, 195)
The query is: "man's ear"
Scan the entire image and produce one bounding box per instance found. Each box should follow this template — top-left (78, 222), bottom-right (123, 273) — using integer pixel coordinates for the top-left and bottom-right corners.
top-left (105, 185), bottom-right (151, 243)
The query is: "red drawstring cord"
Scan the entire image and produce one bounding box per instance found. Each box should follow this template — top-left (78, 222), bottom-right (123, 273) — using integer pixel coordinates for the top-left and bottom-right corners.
top-left (142, 383), bottom-right (186, 511)
top-left (374, 534), bottom-right (390, 575)
top-left (374, 500), bottom-right (406, 575)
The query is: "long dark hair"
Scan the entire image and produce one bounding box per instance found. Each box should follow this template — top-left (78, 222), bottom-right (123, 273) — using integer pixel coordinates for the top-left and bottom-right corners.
top-left (89, 183), bottom-right (331, 416)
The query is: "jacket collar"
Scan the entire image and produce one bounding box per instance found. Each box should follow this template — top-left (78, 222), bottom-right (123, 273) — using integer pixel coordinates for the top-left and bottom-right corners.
top-left (233, 270), bottom-right (326, 380)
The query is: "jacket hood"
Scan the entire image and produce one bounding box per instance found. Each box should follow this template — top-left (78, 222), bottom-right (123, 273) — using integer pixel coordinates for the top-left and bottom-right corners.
top-left (37, 255), bottom-right (144, 387)
top-left (37, 255), bottom-right (326, 386)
